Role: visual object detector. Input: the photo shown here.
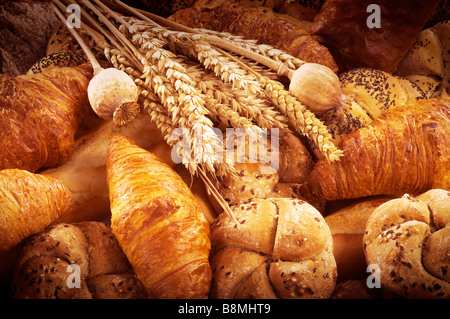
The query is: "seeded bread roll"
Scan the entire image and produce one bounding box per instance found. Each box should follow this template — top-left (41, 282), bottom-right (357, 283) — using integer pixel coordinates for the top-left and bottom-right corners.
top-left (27, 52), bottom-right (87, 75)
top-left (210, 198), bottom-right (337, 299)
top-left (317, 67), bottom-right (427, 145)
top-left (363, 192), bottom-right (450, 298)
top-left (87, 274), bottom-right (148, 299)
top-left (210, 129), bottom-right (314, 210)
top-left (396, 20), bottom-right (450, 98)
top-left (11, 221), bottom-right (147, 299)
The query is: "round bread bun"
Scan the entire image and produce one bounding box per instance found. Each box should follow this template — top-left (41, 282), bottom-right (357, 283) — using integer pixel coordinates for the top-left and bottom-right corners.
top-left (11, 221), bottom-right (147, 299)
top-left (210, 198), bottom-right (337, 299)
top-left (363, 192), bottom-right (450, 298)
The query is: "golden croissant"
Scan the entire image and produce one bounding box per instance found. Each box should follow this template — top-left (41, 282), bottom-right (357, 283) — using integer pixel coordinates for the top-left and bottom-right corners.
top-left (303, 98), bottom-right (450, 201)
top-left (106, 134), bottom-right (212, 299)
top-left (0, 169), bottom-right (72, 252)
top-left (0, 64), bottom-right (93, 172)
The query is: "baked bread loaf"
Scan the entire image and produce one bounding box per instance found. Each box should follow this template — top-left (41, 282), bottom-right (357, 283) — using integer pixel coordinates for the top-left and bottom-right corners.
top-left (11, 221), bottom-right (147, 299)
top-left (107, 134), bottom-right (212, 299)
top-left (27, 52), bottom-right (87, 75)
top-left (210, 198), bottom-right (337, 299)
top-left (396, 20), bottom-right (450, 98)
top-left (318, 67), bottom-right (427, 145)
top-left (46, 23), bottom-right (105, 61)
top-left (0, 63), bottom-right (93, 172)
top-left (169, 0), bottom-right (339, 72)
top-left (324, 196), bottom-right (394, 282)
top-left (310, 0), bottom-right (441, 73)
top-left (0, 1), bottom-right (59, 75)
top-left (0, 169), bottom-right (72, 253)
top-left (303, 98), bottom-right (450, 201)
top-left (43, 113), bottom-right (165, 223)
top-left (211, 129), bottom-right (314, 209)
top-left (363, 192), bottom-right (450, 298)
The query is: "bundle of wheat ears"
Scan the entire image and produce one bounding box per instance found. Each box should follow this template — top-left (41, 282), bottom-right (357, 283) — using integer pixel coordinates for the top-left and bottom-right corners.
top-left (51, 0), bottom-right (343, 218)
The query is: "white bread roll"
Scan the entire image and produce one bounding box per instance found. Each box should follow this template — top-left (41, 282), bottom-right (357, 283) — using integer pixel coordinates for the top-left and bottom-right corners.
top-left (210, 198), bottom-right (337, 299)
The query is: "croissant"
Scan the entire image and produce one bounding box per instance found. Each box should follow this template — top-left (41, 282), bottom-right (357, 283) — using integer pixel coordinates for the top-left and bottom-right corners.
top-left (0, 169), bottom-right (72, 253)
top-left (0, 63), bottom-right (93, 172)
top-left (106, 134), bottom-right (212, 299)
top-left (169, 0), bottom-right (339, 72)
top-left (303, 98), bottom-right (450, 201)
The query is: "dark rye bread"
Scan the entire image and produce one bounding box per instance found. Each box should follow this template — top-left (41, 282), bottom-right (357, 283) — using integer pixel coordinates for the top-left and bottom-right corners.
top-left (0, 0), bottom-right (59, 75)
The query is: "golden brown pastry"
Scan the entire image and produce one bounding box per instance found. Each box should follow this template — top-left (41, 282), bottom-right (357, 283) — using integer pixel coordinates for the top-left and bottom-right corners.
top-left (303, 98), bottom-right (450, 201)
top-left (210, 129), bottom-right (314, 211)
top-left (210, 198), bottom-right (337, 299)
top-left (169, 0), bottom-right (339, 72)
top-left (11, 221), bottom-right (147, 299)
top-left (415, 188), bottom-right (450, 229)
top-left (310, 0), bottom-right (441, 73)
top-left (318, 67), bottom-right (427, 145)
top-left (107, 134), bottom-right (212, 299)
top-left (0, 63), bottom-right (93, 172)
top-left (0, 169), bottom-right (72, 253)
top-left (363, 193), bottom-right (450, 298)
top-left (43, 113), bottom-right (165, 224)
top-left (324, 196), bottom-right (395, 282)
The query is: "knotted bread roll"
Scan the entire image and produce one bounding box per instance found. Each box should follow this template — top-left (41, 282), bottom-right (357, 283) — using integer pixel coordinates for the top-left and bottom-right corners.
top-left (210, 198), bottom-right (337, 299)
top-left (11, 221), bottom-right (147, 299)
top-left (363, 190), bottom-right (450, 298)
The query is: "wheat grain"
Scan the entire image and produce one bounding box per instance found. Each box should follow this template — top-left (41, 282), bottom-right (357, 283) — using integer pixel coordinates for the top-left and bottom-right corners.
top-left (262, 77), bottom-right (343, 162)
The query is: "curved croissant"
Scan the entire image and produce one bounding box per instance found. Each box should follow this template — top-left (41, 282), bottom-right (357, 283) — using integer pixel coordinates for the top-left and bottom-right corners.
top-left (0, 63), bottom-right (93, 172)
top-left (303, 98), bottom-right (450, 201)
top-left (0, 169), bottom-right (72, 252)
top-left (106, 134), bottom-right (212, 299)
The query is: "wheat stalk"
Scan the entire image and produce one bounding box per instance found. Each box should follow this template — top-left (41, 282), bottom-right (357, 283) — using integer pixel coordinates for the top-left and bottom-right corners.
top-left (197, 28), bottom-right (306, 70)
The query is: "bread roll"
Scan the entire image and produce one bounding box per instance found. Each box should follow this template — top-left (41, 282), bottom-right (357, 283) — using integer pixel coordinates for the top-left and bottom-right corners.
top-left (11, 221), bottom-right (147, 299)
top-left (324, 196), bottom-right (394, 282)
top-left (317, 67), bottom-right (427, 145)
top-left (210, 198), bottom-right (337, 299)
top-left (396, 20), bottom-right (450, 98)
top-left (363, 193), bottom-right (450, 298)
top-left (211, 129), bottom-right (313, 209)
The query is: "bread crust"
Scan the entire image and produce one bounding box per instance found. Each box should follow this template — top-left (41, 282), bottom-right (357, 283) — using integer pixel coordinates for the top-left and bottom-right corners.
top-left (0, 64), bottom-right (93, 172)
top-left (107, 134), bottom-right (212, 299)
top-left (363, 193), bottom-right (450, 298)
top-left (169, 0), bottom-right (338, 72)
top-left (304, 98), bottom-right (450, 201)
top-left (210, 198), bottom-right (337, 299)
